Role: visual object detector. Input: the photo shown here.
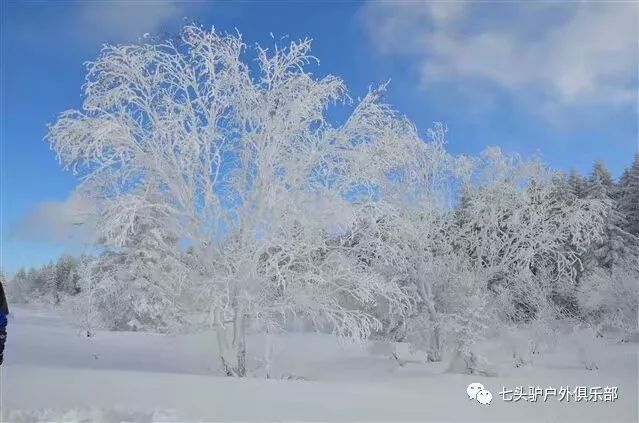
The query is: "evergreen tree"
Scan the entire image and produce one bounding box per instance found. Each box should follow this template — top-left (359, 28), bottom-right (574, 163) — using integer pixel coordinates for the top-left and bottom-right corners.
top-left (43, 261), bottom-right (59, 304)
top-left (26, 268), bottom-right (38, 291)
top-left (9, 268), bottom-right (29, 302)
top-left (585, 161), bottom-right (638, 270)
top-left (619, 154), bottom-right (639, 236)
top-left (585, 162), bottom-right (613, 200)
top-left (568, 169), bottom-right (586, 199)
top-left (550, 172), bottom-right (570, 198)
top-left (588, 161), bottom-right (615, 195)
top-left (551, 172), bottom-right (588, 292)
top-left (55, 255), bottom-right (80, 295)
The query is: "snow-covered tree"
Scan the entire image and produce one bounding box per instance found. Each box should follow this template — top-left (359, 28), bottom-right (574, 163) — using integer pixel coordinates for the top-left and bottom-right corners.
top-left (619, 154), bottom-right (639, 237)
top-left (7, 268), bottom-right (30, 303)
top-left (41, 261), bottom-right (59, 304)
top-left (326, 123), bottom-right (488, 365)
top-left (42, 23), bottom-right (632, 378)
top-left (585, 162), bottom-right (638, 270)
top-left (84, 214), bottom-right (194, 332)
top-left (8, 258), bottom-right (83, 305)
top-left (69, 255), bottom-right (101, 337)
top-left (449, 149), bottom-right (611, 370)
top-left (574, 157), bottom-right (639, 342)
top-left (46, 25), bottom-right (412, 377)
top-left (456, 150), bottom-right (606, 320)
top-left (568, 169), bottom-right (587, 199)
top-left (55, 255), bottom-right (81, 296)
top-left (586, 161), bottom-right (615, 198)
top-left (577, 263), bottom-right (639, 341)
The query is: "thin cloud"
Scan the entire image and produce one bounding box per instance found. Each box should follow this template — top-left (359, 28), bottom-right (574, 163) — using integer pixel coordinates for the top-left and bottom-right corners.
top-left (10, 193), bottom-right (98, 245)
top-left (75, 1), bottom-right (185, 43)
top-left (362, 1), bottom-right (638, 108)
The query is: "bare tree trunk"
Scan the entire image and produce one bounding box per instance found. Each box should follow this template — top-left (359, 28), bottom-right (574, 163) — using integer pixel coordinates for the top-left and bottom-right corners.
top-left (263, 328), bottom-right (273, 379)
top-left (214, 309), bottom-right (236, 376)
top-left (427, 321), bottom-right (442, 362)
top-left (418, 277), bottom-right (443, 362)
top-left (214, 304), bottom-right (249, 378)
top-left (232, 308), bottom-right (247, 377)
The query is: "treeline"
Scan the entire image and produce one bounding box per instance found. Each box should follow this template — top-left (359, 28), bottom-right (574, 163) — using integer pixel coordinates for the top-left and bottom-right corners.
top-left (7, 155), bottom-right (638, 339)
top-left (8, 255), bottom-right (86, 304)
top-left (567, 159), bottom-right (639, 266)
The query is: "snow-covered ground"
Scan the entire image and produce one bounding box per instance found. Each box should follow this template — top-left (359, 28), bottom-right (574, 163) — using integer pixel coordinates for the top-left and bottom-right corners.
top-left (1, 305), bottom-right (637, 422)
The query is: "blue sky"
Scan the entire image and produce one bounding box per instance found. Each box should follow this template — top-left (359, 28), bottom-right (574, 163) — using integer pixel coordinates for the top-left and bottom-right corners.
top-left (1, 1), bottom-right (638, 275)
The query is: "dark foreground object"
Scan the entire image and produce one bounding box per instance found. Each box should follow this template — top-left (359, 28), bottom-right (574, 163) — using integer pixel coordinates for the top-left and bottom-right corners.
top-left (0, 279), bottom-right (8, 364)
top-left (0, 325), bottom-right (6, 365)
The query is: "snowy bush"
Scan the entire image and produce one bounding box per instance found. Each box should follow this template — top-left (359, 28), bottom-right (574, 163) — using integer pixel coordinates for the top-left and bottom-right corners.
top-left (577, 264), bottom-right (639, 340)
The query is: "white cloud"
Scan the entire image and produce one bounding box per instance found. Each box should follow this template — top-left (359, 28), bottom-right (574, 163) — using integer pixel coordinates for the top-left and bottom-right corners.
top-left (362, 1), bottom-right (638, 107)
top-left (427, 1), bottom-right (467, 25)
top-left (11, 193), bottom-right (98, 245)
top-left (75, 1), bottom-right (195, 43)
